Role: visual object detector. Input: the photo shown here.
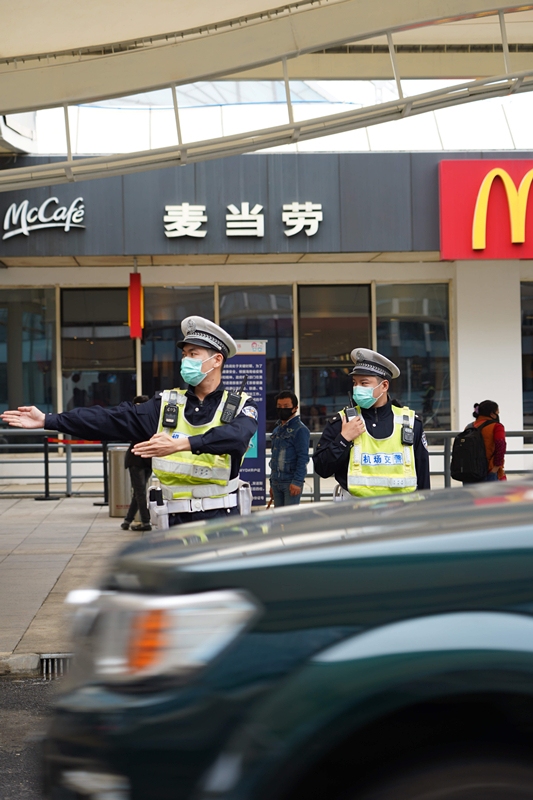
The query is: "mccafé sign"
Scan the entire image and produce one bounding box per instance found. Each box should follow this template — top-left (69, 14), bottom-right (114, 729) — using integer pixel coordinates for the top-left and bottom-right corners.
top-left (440, 160), bottom-right (533, 260)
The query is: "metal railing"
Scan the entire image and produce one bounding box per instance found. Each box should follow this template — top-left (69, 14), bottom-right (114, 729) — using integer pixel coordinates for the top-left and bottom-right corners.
top-left (0, 427), bottom-right (531, 501)
top-left (0, 429), bottom-right (110, 500)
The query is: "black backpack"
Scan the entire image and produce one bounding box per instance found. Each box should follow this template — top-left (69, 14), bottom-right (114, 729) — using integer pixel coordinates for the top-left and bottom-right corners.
top-left (450, 420), bottom-right (496, 484)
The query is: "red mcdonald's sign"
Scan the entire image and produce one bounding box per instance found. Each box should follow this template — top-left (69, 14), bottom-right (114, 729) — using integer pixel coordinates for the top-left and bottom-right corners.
top-left (440, 160), bottom-right (533, 260)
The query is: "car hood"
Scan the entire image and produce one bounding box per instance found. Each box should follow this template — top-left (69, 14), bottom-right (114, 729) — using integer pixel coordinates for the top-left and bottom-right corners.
top-left (104, 482), bottom-right (533, 603)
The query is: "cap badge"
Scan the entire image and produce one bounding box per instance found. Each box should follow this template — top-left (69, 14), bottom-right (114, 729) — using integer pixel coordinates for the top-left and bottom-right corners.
top-left (186, 319), bottom-right (196, 335)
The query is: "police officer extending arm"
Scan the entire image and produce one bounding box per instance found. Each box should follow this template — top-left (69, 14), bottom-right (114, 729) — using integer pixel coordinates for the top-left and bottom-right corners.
top-left (313, 348), bottom-right (430, 498)
top-left (1, 317), bottom-right (258, 527)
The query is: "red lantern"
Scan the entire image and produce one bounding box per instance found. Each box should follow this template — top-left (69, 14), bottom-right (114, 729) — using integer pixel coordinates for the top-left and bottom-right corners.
top-left (128, 273), bottom-right (144, 339)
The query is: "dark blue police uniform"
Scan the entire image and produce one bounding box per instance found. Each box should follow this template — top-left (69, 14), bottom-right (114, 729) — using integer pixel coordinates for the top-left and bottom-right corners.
top-left (45, 383), bottom-right (258, 525)
top-left (313, 399), bottom-right (430, 492)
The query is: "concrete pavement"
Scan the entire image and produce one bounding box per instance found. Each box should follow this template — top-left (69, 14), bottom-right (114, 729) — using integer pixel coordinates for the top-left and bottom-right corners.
top-left (0, 497), bottom-right (138, 668)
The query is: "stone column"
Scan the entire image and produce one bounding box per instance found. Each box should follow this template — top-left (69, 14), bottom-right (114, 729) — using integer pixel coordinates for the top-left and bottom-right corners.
top-left (452, 260), bottom-right (523, 470)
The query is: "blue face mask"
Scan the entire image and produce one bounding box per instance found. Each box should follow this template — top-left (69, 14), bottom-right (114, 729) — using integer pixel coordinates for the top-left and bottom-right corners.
top-left (352, 381), bottom-right (384, 409)
top-left (180, 355), bottom-right (216, 387)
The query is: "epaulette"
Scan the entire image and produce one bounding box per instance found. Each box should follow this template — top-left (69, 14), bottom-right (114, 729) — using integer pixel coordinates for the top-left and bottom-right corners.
top-left (329, 413), bottom-right (340, 424)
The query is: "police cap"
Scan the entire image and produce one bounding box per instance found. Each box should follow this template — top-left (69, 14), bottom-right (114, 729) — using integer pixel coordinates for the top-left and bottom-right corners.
top-left (349, 348), bottom-right (400, 380)
top-left (177, 316), bottom-right (237, 359)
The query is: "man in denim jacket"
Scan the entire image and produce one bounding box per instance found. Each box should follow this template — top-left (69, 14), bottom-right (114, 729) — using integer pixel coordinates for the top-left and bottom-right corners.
top-left (269, 391), bottom-right (310, 506)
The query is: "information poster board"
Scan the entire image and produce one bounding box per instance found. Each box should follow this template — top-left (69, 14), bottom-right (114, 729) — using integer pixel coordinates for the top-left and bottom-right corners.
top-left (223, 340), bottom-right (267, 506)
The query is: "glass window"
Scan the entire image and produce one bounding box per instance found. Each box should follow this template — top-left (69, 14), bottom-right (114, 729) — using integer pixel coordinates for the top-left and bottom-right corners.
top-left (0, 289), bottom-right (56, 413)
top-left (219, 286), bottom-right (293, 429)
top-left (521, 283), bottom-right (533, 428)
top-left (142, 287), bottom-right (214, 397)
top-left (376, 284), bottom-right (450, 429)
top-left (62, 288), bottom-right (135, 409)
top-left (299, 285), bottom-right (371, 428)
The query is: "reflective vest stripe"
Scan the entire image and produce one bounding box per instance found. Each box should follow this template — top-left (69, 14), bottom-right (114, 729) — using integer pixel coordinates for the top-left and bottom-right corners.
top-left (347, 475), bottom-right (417, 488)
top-left (151, 458), bottom-right (231, 481)
top-left (161, 477), bottom-right (240, 500)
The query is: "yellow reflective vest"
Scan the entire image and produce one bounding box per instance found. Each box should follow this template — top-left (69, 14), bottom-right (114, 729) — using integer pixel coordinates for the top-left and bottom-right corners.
top-left (346, 404), bottom-right (417, 497)
top-left (152, 388), bottom-right (250, 501)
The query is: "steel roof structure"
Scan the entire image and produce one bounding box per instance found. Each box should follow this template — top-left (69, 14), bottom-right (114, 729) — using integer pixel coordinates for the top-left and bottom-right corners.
top-left (1, 1), bottom-right (533, 190)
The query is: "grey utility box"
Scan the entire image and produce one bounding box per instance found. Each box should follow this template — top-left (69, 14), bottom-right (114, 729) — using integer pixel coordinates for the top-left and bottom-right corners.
top-left (108, 444), bottom-right (132, 518)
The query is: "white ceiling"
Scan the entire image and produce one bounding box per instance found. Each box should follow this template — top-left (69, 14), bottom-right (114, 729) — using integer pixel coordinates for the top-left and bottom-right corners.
top-left (0, 0), bottom-right (290, 58)
top-left (1, 1), bottom-right (533, 189)
top-left (366, 10), bottom-right (533, 44)
top-left (1, 2), bottom-right (532, 115)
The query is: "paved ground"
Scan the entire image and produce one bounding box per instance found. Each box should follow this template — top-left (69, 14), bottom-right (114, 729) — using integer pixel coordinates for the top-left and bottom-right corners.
top-left (0, 497), bottom-right (138, 656)
top-left (0, 679), bottom-right (55, 800)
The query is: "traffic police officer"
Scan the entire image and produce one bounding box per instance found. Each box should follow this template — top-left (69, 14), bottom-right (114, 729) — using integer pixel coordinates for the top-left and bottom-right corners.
top-left (1, 317), bottom-right (258, 527)
top-left (313, 348), bottom-right (430, 497)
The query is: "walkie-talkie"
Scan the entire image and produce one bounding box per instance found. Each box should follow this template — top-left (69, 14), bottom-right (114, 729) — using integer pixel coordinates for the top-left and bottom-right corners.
top-left (221, 376), bottom-right (247, 423)
top-left (344, 391), bottom-right (358, 421)
top-left (162, 390), bottom-right (179, 429)
top-left (401, 412), bottom-right (415, 445)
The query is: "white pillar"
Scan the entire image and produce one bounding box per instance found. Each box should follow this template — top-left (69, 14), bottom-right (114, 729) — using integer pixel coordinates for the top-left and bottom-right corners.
top-left (453, 260), bottom-right (523, 432)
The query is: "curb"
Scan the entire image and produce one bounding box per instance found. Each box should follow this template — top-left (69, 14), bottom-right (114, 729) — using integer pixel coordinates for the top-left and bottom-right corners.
top-left (0, 652), bottom-right (41, 677)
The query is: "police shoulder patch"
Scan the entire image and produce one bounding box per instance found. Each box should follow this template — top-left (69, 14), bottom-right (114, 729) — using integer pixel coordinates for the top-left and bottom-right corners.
top-left (421, 432), bottom-right (429, 451)
top-left (242, 406), bottom-right (258, 421)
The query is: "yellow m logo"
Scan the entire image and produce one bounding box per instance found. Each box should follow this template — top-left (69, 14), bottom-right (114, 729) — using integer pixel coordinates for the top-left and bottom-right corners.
top-left (472, 168), bottom-right (533, 250)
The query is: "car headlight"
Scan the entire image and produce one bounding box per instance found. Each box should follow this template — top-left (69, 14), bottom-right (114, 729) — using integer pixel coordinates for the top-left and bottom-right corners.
top-left (66, 589), bottom-right (258, 683)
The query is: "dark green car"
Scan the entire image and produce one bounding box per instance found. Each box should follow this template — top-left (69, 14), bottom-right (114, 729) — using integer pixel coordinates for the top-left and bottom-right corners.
top-left (45, 482), bottom-right (533, 800)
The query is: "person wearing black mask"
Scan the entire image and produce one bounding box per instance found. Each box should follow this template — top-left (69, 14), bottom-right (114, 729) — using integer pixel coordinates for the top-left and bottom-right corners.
top-left (269, 391), bottom-right (310, 506)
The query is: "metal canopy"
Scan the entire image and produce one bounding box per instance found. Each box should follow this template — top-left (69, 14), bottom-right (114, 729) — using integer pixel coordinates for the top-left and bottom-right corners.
top-left (1, 1), bottom-right (533, 190)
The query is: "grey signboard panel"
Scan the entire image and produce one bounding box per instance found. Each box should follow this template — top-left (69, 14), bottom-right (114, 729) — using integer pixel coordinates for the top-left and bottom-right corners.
top-left (123, 154), bottom-right (340, 255)
top-left (265, 154), bottom-right (341, 253)
top-left (1, 151), bottom-right (531, 258)
top-left (339, 154), bottom-right (412, 252)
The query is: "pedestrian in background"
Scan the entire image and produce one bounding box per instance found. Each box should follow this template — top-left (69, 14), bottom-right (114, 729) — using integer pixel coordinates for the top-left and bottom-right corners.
top-left (269, 391), bottom-right (310, 506)
top-left (121, 395), bottom-right (152, 531)
top-left (472, 400), bottom-right (506, 481)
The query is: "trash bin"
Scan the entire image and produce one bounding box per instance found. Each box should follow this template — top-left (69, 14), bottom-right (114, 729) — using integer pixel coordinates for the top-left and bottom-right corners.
top-left (108, 444), bottom-right (132, 518)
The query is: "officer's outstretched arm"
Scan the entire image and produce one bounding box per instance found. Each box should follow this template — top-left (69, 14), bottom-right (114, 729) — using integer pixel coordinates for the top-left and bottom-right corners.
top-left (2, 396), bottom-right (161, 444)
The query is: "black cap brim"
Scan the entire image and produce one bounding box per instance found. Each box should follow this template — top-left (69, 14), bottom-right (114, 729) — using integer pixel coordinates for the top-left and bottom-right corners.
top-left (177, 336), bottom-right (227, 357)
top-left (349, 366), bottom-right (392, 379)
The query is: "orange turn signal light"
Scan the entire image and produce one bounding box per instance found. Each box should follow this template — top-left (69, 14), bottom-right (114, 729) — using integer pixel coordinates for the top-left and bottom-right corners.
top-left (127, 608), bottom-right (168, 672)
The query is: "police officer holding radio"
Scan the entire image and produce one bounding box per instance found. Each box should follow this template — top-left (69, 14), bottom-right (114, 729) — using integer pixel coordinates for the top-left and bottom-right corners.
top-left (1, 317), bottom-right (258, 527)
top-left (313, 348), bottom-right (430, 498)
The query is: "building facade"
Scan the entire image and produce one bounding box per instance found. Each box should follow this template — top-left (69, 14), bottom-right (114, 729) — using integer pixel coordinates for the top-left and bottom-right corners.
top-left (0, 152), bottom-right (531, 433)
